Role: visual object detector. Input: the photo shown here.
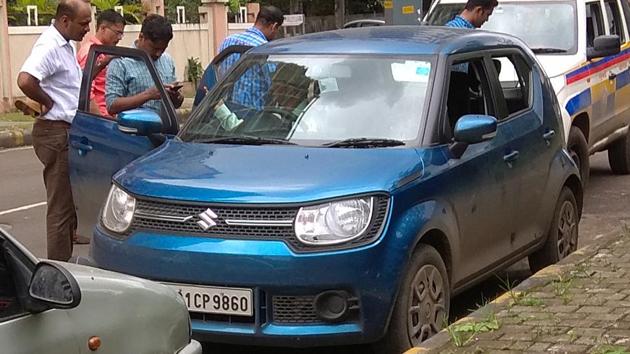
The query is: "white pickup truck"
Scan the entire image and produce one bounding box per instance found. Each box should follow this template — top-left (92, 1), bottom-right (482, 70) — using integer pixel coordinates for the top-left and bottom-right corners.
top-left (425, 0), bottom-right (630, 184)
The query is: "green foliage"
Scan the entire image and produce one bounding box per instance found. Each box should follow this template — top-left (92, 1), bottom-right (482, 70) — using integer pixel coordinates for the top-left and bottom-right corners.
top-left (92, 0), bottom-right (144, 24)
top-left (186, 57), bottom-right (203, 87)
top-left (7, 0), bottom-right (57, 26)
top-left (446, 311), bottom-right (500, 347)
top-left (257, 0), bottom-right (384, 16)
top-left (165, 0), bottom-right (201, 23)
top-left (228, 0), bottom-right (248, 14)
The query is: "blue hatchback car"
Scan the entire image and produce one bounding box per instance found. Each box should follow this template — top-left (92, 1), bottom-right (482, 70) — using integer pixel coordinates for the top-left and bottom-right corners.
top-left (69, 26), bottom-right (582, 351)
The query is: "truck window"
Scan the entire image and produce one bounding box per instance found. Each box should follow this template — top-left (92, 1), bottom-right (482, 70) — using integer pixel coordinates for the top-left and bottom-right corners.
top-left (604, 0), bottom-right (625, 40)
top-left (586, 2), bottom-right (606, 46)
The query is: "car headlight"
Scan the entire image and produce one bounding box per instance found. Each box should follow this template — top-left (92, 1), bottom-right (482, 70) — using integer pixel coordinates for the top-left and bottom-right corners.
top-left (295, 197), bottom-right (373, 246)
top-left (102, 184), bottom-right (136, 233)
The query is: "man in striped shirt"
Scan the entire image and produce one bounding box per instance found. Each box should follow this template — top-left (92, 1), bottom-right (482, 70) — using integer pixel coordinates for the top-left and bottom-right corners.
top-left (210, 6), bottom-right (283, 112)
top-left (445, 0), bottom-right (498, 29)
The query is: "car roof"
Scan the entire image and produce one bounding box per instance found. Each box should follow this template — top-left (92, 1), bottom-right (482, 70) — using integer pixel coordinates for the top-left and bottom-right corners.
top-left (252, 26), bottom-right (527, 56)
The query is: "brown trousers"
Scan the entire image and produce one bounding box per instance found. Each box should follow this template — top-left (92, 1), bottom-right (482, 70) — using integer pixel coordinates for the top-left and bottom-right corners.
top-left (32, 119), bottom-right (77, 261)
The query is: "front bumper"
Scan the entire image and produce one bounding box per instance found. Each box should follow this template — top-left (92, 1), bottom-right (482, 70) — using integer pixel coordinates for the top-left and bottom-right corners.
top-left (89, 223), bottom-right (408, 347)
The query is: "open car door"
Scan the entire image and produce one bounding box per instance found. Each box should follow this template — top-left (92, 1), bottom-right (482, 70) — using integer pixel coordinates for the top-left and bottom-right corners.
top-left (192, 45), bottom-right (253, 107)
top-left (68, 45), bottom-right (179, 238)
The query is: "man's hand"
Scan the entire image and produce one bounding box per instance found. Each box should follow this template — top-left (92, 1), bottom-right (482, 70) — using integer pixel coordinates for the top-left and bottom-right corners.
top-left (143, 86), bottom-right (162, 101)
top-left (40, 102), bottom-right (54, 116)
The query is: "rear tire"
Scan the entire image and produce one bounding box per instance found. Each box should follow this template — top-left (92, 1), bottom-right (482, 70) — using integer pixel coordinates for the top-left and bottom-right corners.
top-left (608, 128), bottom-right (630, 174)
top-left (529, 186), bottom-right (579, 273)
top-left (567, 126), bottom-right (590, 186)
top-left (375, 244), bottom-right (450, 354)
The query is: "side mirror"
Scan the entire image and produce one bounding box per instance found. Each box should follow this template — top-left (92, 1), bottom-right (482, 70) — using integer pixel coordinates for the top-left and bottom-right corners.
top-left (117, 108), bottom-right (163, 136)
top-left (29, 262), bottom-right (81, 309)
top-left (454, 114), bottom-right (498, 144)
top-left (587, 35), bottom-right (620, 60)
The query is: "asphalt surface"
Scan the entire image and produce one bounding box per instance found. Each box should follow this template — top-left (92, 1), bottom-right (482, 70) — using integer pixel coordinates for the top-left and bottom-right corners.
top-left (0, 146), bottom-right (628, 353)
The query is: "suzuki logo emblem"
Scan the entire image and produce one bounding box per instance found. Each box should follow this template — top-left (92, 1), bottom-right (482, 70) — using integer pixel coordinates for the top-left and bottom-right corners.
top-left (197, 208), bottom-right (218, 231)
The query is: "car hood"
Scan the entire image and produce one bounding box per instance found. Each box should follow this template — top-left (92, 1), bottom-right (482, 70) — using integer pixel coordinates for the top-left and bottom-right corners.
top-left (58, 262), bottom-right (191, 353)
top-left (535, 54), bottom-right (584, 80)
top-left (114, 140), bottom-right (425, 203)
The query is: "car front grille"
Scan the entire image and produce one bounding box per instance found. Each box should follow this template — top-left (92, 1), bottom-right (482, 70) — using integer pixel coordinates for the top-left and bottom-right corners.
top-left (129, 195), bottom-right (389, 252)
top-left (272, 296), bottom-right (320, 324)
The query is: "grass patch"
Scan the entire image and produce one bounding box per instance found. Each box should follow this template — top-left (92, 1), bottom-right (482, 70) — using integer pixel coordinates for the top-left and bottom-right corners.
top-left (446, 311), bottom-right (500, 347)
top-left (0, 111), bottom-right (35, 122)
top-left (591, 345), bottom-right (630, 354)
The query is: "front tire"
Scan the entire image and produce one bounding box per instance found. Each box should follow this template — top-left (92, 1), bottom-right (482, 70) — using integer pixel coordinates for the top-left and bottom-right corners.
top-left (529, 186), bottom-right (579, 273)
top-left (376, 244), bottom-right (450, 353)
top-left (608, 128), bottom-right (630, 174)
top-left (568, 126), bottom-right (590, 186)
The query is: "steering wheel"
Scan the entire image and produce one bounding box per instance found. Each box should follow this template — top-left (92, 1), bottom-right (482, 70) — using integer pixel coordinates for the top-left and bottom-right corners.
top-left (261, 106), bottom-right (299, 123)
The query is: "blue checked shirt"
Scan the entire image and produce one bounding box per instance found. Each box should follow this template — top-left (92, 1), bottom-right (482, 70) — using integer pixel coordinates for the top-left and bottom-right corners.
top-left (446, 16), bottom-right (474, 73)
top-left (106, 43), bottom-right (177, 113)
top-left (217, 27), bottom-right (272, 110)
top-left (445, 15), bottom-right (475, 29)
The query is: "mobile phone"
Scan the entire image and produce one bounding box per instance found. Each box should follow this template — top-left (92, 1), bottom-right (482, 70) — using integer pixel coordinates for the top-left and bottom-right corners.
top-left (170, 82), bottom-right (184, 91)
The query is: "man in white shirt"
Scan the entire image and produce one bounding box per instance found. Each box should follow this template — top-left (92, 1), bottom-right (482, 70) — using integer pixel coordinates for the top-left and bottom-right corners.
top-left (17, 0), bottom-right (91, 261)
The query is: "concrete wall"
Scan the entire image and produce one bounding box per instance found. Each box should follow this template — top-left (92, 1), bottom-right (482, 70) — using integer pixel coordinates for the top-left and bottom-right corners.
top-left (6, 23), bottom-right (213, 98)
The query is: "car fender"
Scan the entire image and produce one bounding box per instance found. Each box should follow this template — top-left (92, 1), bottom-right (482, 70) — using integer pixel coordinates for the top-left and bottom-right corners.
top-left (60, 263), bottom-right (191, 354)
top-left (378, 197), bottom-right (460, 333)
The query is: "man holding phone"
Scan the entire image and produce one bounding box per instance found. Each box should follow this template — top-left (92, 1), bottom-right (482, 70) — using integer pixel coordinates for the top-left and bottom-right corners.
top-left (105, 14), bottom-right (183, 115)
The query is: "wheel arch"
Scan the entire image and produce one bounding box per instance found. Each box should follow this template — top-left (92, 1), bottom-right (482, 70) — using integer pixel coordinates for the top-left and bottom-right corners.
top-left (573, 112), bottom-right (590, 143)
top-left (563, 174), bottom-right (583, 218)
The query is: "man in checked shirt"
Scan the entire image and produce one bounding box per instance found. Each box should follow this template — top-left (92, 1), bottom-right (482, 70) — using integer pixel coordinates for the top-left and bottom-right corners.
top-left (105, 14), bottom-right (183, 116)
top-left (210, 6), bottom-right (284, 114)
top-left (445, 0), bottom-right (498, 29)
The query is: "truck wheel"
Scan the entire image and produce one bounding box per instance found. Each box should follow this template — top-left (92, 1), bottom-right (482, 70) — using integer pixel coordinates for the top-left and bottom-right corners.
top-left (529, 186), bottom-right (579, 273)
top-left (608, 129), bottom-right (630, 174)
top-left (376, 244), bottom-right (450, 353)
top-left (568, 126), bottom-right (590, 186)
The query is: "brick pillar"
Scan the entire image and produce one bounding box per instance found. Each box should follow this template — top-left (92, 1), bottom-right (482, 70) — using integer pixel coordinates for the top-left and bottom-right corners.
top-left (246, 2), bottom-right (259, 23)
top-left (142, 0), bottom-right (164, 16)
top-left (200, 0), bottom-right (228, 57)
top-left (0, 0), bottom-right (13, 112)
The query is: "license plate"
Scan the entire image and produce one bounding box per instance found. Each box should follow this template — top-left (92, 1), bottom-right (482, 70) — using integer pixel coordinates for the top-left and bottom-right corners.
top-left (166, 283), bottom-right (253, 316)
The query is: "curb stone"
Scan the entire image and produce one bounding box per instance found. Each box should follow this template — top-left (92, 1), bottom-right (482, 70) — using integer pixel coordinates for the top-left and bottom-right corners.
top-left (0, 107), bottom-right (191, 150)
top-left (0, 128), bottom-right (32, 149)
top-left (404, 226), bottom-right (629, 354)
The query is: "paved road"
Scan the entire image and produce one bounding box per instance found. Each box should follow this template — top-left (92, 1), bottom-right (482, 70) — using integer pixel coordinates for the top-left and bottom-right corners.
top-left (0, 146), bottom-right (628, 353)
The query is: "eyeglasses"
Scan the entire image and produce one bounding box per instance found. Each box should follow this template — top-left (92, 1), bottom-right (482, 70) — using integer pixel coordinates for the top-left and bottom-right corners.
top-left (105, 26), bottom-right (124, 38)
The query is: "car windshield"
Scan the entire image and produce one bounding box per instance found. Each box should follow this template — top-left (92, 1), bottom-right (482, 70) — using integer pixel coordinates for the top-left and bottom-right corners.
top-left (179, 54), bottom-right (434, 146)
top-left (426, 2), bottom-right (577, 54)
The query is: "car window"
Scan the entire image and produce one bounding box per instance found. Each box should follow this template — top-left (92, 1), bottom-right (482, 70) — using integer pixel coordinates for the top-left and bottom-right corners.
top-left (444, 57), bottom-right (494, 136)
top-left (604, 0), bottom-right (624, 39)
top-left (182, 54), bottom-right (435, 144)
top-left (78, 47), bottom-right (179, 127)
top-left (490, 53), bottom-right (532, 118)
top-left (587, 2), bottom-right (606, 47)
top-left (620, 0), bottom-right (630, 39)
top-left (0, 245), bottom-right (26, 322)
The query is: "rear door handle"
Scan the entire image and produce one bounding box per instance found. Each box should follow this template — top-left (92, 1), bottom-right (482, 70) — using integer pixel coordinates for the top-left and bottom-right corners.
top-left (543, 129), bottom-right (555, 145)
top-left (70, 140), bottom-right (93, 156)
top-left (503, 150), bottom-right (520, 163)
top-left (609, 72), bottom-right (617, 81)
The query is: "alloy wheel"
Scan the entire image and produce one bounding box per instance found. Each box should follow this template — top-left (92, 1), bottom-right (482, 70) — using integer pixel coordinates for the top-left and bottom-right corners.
top-left (407, 264), bottom-right (447, 346)
top-left (557, 200), bottom-right (578, 258)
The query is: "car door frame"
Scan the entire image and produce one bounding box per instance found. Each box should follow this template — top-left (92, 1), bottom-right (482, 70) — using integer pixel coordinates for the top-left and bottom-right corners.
top-left (426, 50), bottom-right (521, 287)
top-left (70, 45), bottom-right (179, 238)
top-left (483, 47), bottom-right (558, 254)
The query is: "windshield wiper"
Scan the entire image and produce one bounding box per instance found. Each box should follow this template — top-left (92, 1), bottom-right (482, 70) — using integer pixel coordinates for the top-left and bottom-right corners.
top-left (193, 136), bottom-right (296, 145)
top-left (531, 47), bottom-right (568, 54)
top-left (323, 138), bottom-right (406, 148)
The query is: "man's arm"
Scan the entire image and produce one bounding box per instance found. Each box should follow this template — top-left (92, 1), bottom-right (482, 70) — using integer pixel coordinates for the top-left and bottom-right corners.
top-left (17, 72), bottom-right (54, 115)
top-left (19, 45), bottom-right (56, 115)
top-left (106, 59), bottom-right (160, 115)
